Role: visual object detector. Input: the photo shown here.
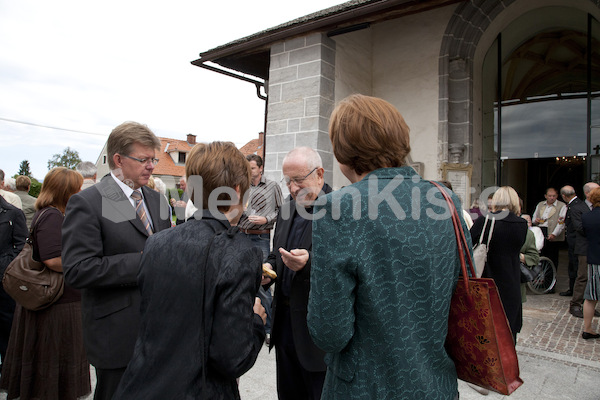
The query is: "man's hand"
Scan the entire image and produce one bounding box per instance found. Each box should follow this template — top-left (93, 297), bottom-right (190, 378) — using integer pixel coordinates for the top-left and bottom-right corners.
top-left (254, 297), bottom-right (267, 325)
top-left (261, 263), bottom-right (274, 286)
top-left (279, 248), bottom-right (309, 272)
top-left (248, 215), bottom-right (268, 225)
top-left (548, 234), bottom-right (556, 241)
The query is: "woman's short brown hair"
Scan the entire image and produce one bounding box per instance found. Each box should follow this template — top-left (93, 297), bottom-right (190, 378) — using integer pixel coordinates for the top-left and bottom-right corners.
top-left (107, 122), bottom-right (161, 169)
top-left (590, 187), bottom-right (600, 208)
top-left (328, 94), bottom-right (411, 175)
top-left (35, 167), bottom-right (83, 213)
top-left (185, 141), bottom-right (251, 213)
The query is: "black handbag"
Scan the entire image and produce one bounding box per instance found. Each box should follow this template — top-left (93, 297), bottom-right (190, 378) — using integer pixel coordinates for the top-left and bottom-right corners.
top-left (520, 262), bottom-right (541, 283)
top-left (2, 208), bottom-right (64, 311)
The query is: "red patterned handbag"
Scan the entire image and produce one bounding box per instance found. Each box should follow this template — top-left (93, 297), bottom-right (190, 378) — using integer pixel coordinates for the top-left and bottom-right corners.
top-left (432, 182), bottom-right (523, 395)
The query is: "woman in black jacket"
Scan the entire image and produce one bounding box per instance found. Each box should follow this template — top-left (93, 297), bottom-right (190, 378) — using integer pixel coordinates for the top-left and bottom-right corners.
top-left (581, 187), bottom-right (600, 339)
top-left (113, 141), bottom-right (266, 400)
top-left (470, 186), bottom-right (528, 341)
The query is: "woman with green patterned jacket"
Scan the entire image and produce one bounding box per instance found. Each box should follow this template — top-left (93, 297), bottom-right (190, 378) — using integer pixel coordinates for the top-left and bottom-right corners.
top-left (308, 94), bottom-right (468, 400)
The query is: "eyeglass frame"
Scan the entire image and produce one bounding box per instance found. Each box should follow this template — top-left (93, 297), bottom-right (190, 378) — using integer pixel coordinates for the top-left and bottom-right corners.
top-left (281, 167), bottom-right (318, 186)
top-left (121, 154), bottom-right (160, 166)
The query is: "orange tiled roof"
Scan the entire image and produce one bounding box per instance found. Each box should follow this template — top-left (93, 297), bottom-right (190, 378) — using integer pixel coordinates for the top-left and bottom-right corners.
top-left (239, 133), bottom-right (264, 159)
top-left (153, 137), bottom-right (194, 176)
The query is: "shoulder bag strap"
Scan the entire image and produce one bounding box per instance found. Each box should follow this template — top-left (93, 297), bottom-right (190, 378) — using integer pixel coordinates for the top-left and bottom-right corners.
top-left (478, 214), bottom-right (490, 246)
top-left (485, 217), bottom-right (496, 249)
top-left (431, 182), bottom-right (475, 280)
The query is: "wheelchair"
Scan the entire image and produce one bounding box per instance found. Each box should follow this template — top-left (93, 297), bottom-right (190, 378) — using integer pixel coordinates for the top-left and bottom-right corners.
top-left (526, 256), bottom-right (557, 295)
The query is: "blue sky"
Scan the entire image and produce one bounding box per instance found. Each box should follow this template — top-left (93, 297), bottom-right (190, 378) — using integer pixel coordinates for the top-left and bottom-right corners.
top-left (0, 0), bottom-right (344, 180)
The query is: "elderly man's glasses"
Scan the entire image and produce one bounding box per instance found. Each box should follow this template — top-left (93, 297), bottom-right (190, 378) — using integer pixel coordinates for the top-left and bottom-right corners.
top-left (282, 167), bottom-right (317, 186)
top-left (122, 154), bottom-right (159, 166)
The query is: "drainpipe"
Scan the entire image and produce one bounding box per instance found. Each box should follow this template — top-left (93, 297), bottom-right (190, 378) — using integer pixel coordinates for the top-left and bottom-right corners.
top-left (194, 62), bottom-right (269, 166)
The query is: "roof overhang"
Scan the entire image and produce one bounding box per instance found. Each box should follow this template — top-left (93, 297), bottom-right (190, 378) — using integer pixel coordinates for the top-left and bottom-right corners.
top-left (192, 0), bottom-right (465, 80)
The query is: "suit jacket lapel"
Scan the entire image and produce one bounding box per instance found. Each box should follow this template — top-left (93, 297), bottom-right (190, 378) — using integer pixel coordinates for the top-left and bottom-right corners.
top-left (98, 176), bottom-right (149, 237)
top-left (141, 186), bottom-right (164, 233)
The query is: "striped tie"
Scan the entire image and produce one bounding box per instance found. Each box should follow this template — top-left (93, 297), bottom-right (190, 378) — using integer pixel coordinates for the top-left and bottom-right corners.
top-left (131, 190), bottom-right (153, 235)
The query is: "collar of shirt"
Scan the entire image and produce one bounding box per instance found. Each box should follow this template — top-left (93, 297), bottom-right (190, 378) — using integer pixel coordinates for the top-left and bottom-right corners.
top-left (252, 174), bottom-right (267, 187)
top-left (568, 197), bottom-right (577, 205)
top-left (110, 171), bottom-right (145, 207)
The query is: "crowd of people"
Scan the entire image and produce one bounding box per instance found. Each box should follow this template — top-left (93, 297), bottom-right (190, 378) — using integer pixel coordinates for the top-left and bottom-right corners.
top-left (0, 94), bottom-right (599, 399)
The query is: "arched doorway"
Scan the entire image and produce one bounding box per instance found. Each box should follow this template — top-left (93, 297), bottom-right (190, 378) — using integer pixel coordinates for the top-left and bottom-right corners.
top-left (481, 6), bottom-right (600, 213)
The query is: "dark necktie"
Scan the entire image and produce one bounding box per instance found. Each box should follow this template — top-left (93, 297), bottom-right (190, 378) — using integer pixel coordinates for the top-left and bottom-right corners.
top-left (131, 190), bottom-right (153, 235)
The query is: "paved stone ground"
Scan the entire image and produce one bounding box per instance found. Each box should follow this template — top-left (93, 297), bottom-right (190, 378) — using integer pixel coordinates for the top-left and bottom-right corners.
top-left (239, 250), bottom-right (600, 399)
top-left (3, 250), bottom-right (599, 399)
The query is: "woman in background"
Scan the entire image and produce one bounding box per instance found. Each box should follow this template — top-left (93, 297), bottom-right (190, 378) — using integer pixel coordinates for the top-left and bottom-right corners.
top-left (0, 167), bottom-right (90, 400)
top-left (470, 186), bottom-right (528, 341)
top-left (581, 187), bottom-right (600, 340)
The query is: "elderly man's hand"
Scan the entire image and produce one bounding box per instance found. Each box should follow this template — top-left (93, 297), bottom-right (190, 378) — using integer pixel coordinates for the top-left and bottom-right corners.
top-left (279, 248), bottom-right (309, 272)
top-left (253, 297), bottom-right (266, 325)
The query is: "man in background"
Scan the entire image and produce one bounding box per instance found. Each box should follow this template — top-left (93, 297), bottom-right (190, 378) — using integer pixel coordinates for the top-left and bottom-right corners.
top-left (532, 187), bottom-right (566, 292)
top-left (76, 161), bottom-right (98, 190)
top-left (238, 154), bottom-right (283, 345)
top-left (14, 175), bottom-right (37, 228)
top-left (0, 170), bottom-right (22, 209)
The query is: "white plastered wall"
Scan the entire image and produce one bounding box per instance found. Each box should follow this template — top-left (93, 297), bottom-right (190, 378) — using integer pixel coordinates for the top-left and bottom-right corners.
top-left (332, 4), bottom-right (457, 187)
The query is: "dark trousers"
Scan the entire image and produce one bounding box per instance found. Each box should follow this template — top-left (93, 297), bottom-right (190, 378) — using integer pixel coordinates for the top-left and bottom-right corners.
top-left (571, 255), bottom-right (588, 308)
top-left (567, 237), bottom-right (578, 291)
top-left (275, 306), bottom-right (325, 400)
top-left (94, 367), bottom-right (126, 400)
top-left (540, 227), bottom-right (560, 271)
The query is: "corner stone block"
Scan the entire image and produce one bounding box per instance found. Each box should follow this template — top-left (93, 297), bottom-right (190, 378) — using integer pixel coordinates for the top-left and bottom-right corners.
top-left (281, 77), bottom-right (321, 101)
top-left (266, 120), bottom-right (288, 135)
top-left (284, 36), bottom-right (307, 52)
top-left (295, 131), bottom-right (318, 149)
top-left (289, 45), bottom-right (323, 65)
top-left (271, 52), bottom-right (290, 69)
top-left (270, 66), bottom-right (299, 84)
top-left (269, 100), bottom-right (305, 120)
top-left (287, 118), bottom-right (300, 133)
top-left (271, 42), bottom-right (285, 55)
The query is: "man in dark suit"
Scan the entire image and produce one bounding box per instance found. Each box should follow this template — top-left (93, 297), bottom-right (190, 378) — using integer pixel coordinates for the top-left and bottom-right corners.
top-left (568, 182), bottom-right (600, 318)
top-left (262, 147), bottom-right (330, 400)
top-left (561, 185), bottom-right (584, 297)
top-left (0, 195), bottom-right (26, 370)
top-left (62, 122), bottom-right (172, 400)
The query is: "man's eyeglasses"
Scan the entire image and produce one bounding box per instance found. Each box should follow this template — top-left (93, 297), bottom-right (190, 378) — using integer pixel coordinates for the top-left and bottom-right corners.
top-left (282, 167), bottom-right (317, 186)
top-left (122, 154), bottom-right (159, 166)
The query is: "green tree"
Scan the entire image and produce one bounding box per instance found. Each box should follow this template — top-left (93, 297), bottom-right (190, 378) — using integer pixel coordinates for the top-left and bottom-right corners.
top-left (29, 177), bottom-right (42, 197)
top-left (18, 160), bottom-right (32, 177)
top-left (47, 147), bottom-right (82, 170)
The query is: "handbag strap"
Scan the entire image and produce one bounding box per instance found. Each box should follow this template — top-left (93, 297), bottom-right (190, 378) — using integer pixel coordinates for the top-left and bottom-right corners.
top-left (431, 182), bottom-right (475, 289)
top-left (485, 216), bottom-right (495, 249)
top-left (477, 214), bottom-right (489, 246)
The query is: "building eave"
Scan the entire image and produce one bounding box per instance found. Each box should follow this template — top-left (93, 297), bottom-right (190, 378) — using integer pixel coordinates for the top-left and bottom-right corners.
top-left (191, 0), bottom-right (464, 80)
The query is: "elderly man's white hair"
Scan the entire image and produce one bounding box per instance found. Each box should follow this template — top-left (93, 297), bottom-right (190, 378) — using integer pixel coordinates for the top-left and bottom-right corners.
top-left (584, 182), bottom-right (599, 195)
top-left (4, 177), bottom-right (16, 191)
top-left (153, 177), bottom-right (167, 196)
top-left (282, 147), bottom-right (323, 170)
top-left (76, 161), bottom-right (97, 178)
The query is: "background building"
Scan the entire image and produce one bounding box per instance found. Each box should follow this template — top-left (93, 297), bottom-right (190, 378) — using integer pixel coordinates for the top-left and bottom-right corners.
top-left (193, 0), bottom-right (600, 214)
